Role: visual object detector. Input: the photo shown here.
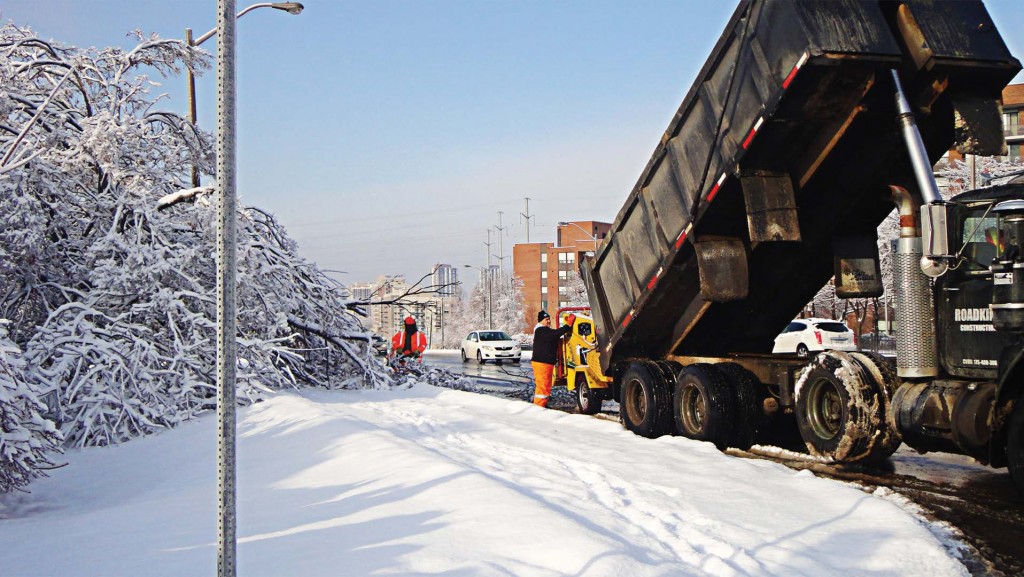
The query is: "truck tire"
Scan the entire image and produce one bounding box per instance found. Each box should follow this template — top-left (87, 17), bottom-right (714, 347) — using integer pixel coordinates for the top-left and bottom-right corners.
top-left (619, 362), bottom-right (674, 438)
top-left (717, 363), bottom-right (766, 451)
top-left (1008, 397), bottom-right (1024, 493)
top-left (671, 363), bottom-right (734, 450)
top-left (849, 352), bottom-right (902, 461)
top-left (575, 374), bottom-right (602, 415)
top-left (794, 351), bottom-right (886, 463)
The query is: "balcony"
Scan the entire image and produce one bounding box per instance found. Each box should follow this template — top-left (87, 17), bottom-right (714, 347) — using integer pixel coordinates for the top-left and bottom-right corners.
top-left (1005, 125), bottom-right (1024, 138)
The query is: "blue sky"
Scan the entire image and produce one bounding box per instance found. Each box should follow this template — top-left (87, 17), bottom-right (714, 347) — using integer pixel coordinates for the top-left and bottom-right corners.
top-left (4, 1), bottom-right (1024, 287)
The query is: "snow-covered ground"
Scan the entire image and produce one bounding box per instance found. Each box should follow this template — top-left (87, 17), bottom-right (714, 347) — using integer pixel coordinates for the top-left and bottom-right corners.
top-left (0, 384), bottom-right (973, 577)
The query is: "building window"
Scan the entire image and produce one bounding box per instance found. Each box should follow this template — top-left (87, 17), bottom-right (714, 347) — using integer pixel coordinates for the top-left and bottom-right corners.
top-left (1011, 142), bottom-right (1022, 160)
top-left (541, 252), bottom-right (547, 264)
top-left (558, 252), bottom-right (575, 263)
top-left (558, 270), bottom-right (569, 280)
top-left (541, 299), bottom-right (548, 310)
top-left (541, 286), bottom-right (548, 295)
top-left (1005, 110), bottom-right (1020, 136)
top-left (541, 270), bottom-right (547, 280)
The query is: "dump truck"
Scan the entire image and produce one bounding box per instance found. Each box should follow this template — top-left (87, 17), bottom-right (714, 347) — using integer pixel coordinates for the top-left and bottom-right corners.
top-left (571, 0), bottom-right (1024, 490)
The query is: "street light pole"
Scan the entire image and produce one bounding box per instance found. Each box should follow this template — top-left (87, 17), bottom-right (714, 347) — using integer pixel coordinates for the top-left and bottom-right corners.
top-left (215, 3), bottom-right (238, 576)
top-left (557, 221), bottom-right (598, 243)
top-left (186, 2), bottom-right (303, 187)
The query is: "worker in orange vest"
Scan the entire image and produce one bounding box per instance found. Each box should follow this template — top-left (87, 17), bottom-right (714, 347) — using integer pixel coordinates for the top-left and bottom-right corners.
top-left (531, 310), bottom-right (575, 407)
top-left (391, 316), bottom-right (428, 360)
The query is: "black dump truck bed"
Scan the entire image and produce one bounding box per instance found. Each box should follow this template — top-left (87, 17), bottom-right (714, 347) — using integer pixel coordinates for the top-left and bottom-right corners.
top-left (583, 0), bottom-right (1020, 370)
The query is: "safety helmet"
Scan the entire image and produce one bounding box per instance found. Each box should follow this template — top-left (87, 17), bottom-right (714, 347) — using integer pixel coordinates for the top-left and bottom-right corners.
top-left (404, 316), bottom-right (416, 325)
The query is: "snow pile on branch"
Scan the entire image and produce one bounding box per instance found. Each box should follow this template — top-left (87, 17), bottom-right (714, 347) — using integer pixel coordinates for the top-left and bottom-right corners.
top-left (0, 23), bottom-right (397, 475)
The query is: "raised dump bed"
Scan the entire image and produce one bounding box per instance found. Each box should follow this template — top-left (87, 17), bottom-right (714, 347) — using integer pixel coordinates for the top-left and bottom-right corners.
top-left (582, 0), bottom-right (1020, 369)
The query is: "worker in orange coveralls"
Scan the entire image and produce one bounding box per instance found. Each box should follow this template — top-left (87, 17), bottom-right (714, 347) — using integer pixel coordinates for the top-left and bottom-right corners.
top-left (391, 316), bottom-right (428, 360)
top-left (530, 310), bottom-right (575, 407)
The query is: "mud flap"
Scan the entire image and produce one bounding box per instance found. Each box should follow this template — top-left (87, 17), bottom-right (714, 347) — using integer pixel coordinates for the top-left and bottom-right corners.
top-left (953, 97), bottom-right (1008, 156)
top-left (834, 235), bottom-right (883, 298)
top-left (741, 170), bottom-right (801, 243)
top-left (695, 237), bottom-right (748, 302)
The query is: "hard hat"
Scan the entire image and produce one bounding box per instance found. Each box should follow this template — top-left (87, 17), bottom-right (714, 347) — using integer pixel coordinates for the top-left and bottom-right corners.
top-left (404, 316), bottom-right (416, 325)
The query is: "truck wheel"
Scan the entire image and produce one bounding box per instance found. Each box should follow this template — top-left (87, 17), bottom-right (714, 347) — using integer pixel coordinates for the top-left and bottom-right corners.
top-left (794, 351), bottom-right (885, 463)
top-left (1008, 397), bottom-right (1024, 493)
top-left (672, 363), bottom-right (734, 450)
top-left (717, 363), bottom-right (766, 451)
top-left (575, 374), bottom-right (602, 415)
top-left (849, 352), bottom-right (902, 461)
top-left (619, 362), bottom-right (674, 438)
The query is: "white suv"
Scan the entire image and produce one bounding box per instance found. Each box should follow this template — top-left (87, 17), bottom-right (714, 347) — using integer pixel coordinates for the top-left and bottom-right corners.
top-left (772, 318), bottom-right (857, 358)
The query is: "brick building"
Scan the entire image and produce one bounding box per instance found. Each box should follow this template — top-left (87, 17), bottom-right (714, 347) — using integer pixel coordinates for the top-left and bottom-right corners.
top-left (512, 221), bottom-right (611, 331)
top-left (1002, 83), bottom-right (1024, 160)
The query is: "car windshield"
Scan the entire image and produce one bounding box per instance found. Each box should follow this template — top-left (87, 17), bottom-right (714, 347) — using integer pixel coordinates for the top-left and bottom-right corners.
top-left (479, 331), bottom-right (511, 341)
top-left (813, 322), bottom-right (849, 333)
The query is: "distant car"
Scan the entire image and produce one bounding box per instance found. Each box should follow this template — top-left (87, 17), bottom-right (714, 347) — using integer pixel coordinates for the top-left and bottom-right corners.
top-left (371, 335), bottom-right (389, 356)
top-left (772, 318), bottom-right (858, 358)
top-left (461, 330), bottom-right (522, 364)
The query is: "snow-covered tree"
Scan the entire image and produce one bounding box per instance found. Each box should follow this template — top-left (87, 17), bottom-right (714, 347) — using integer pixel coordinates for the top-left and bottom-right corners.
top-left (441, 271), bottom-right (525, 346)
top-left (564, 270), bottom-right (589, 308)
top-left (0, 320), bottom-right (62, 492)
top-left (935, 156), bottom-right (1024, 194)
top-left (491, 273), bottom-right (526, 336)
top-left (0, 23), bottom-right (393, 457)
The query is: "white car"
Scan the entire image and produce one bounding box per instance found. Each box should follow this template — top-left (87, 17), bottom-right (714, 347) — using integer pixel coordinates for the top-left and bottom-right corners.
top-left (772, 318), bottom-right (858, 358)
top-left (461, 330), bottom-right (522, 364)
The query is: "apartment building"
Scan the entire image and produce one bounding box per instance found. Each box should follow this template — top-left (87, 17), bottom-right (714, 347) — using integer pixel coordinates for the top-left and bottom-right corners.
top-left (512, 221), bottom-right (611, 331)
top-left (1002, 83), bottom-right (1024, 160)
top-left (363, 274), bottom-right (454, 347)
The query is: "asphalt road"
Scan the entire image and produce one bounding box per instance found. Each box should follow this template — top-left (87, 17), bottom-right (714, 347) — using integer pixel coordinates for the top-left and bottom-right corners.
top-left (423, 350), bottom-right (534, 390)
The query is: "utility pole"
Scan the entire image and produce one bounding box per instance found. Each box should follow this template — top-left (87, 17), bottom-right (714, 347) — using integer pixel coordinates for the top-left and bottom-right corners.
top-left (520, 197), bottom-right (534, 243)
top-left (484, 231), bottom-right (493, 328)
top-left (495, 211), bottom-right (509, 272)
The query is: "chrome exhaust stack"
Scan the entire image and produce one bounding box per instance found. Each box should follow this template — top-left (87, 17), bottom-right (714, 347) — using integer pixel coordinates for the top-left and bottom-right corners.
top-left (891, 70), bottom-right (951, 279)
top-left (890, 186), bottom-right (939, 378)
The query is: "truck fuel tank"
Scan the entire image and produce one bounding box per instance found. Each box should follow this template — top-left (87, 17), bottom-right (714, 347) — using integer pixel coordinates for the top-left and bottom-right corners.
top-left (891, 380), bottom-right (996, 463)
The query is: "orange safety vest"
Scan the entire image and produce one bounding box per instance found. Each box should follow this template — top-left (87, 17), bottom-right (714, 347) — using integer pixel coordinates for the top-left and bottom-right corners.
top-left (391, 330), bottom-right (427, 356)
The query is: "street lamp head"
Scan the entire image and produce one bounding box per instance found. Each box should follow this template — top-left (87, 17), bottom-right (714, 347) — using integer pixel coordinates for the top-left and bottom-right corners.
top-left (558, 221), bottom-right (598, 241)
top-left (271, 2), bottom-right (304, 14)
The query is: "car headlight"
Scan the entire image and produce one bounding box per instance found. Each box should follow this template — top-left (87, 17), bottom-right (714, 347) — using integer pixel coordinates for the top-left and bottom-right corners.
top-left (512, 345), bottom-right (521, 351)
top-left (482, 346), bottom-right (494, 351)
